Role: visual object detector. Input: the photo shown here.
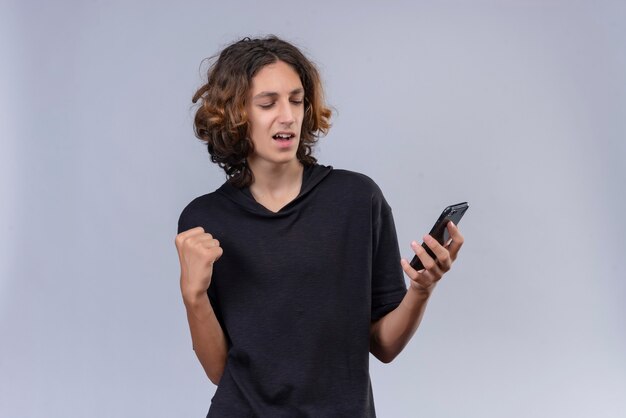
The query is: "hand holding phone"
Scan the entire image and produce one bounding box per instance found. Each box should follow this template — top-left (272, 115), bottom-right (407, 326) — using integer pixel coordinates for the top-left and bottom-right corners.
top-left (409, 202), bottom-right (469, 271)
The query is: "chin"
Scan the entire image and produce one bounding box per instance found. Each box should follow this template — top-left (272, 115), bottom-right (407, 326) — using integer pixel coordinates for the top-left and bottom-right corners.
top-left (274, 154), bottom-right (299, 165)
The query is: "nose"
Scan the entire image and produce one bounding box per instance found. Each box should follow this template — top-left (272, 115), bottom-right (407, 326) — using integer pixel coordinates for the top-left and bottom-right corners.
top-left (277, 99), bottom-right (295, 125)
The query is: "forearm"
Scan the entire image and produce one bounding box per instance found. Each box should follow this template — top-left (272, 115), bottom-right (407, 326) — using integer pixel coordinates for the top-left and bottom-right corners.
top-left (183, 291), bottom-right (228, 385)
top-left (369, 285), bottom-right (435, 363)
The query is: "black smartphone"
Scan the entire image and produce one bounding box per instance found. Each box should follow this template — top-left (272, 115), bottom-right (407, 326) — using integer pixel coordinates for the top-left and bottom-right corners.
top-left (409, 202), bottom-right (469, 270)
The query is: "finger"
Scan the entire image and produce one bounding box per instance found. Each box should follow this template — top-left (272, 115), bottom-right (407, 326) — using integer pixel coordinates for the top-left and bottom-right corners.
top-left (193, 235), bottom-right (220, 248)
top-left (182, 232), bottom-right (218, 248)
top-left (203, 239), bottom-right (221, 251)
top-left (184, 239), bottom-right (220, 264)
top-left (207, 246), bottom-right (224, 263)
top-left (183, 241), bottom-right (224, 271)
top-left (423, 234), bottom-right (451, 272)
top-left (178, 226), bottom-right (206, 239)
top-left (411, 240), bottom-right (442, 276)
top-left (400, 257), bottom-right (421, 281)
top-left (401, 258), bottom-right (437, 290)
top-left (446, 222), bottom-right (465, 261)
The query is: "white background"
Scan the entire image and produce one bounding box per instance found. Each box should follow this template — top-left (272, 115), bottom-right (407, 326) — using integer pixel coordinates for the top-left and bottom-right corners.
top-left (1, 0), bottom-right (625, 417)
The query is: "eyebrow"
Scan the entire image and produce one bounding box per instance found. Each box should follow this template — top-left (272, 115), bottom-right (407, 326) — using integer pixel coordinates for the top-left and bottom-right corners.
top-left (252, 88), bottom-right (304, 100)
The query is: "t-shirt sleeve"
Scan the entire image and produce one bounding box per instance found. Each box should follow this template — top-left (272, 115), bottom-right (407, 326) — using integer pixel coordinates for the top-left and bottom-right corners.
top-left (370, 189), bottom-right (408, 322)
top-left (177, 200), bottom-right (203, 234)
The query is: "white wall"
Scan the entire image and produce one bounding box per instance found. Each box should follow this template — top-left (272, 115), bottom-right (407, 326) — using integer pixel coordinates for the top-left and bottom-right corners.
top-left (1, 0), bottom-right (625, 417)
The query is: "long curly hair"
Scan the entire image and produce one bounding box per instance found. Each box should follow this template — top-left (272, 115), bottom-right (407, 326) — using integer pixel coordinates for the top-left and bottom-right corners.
top-left (192, 35), bottom-right (332, 188)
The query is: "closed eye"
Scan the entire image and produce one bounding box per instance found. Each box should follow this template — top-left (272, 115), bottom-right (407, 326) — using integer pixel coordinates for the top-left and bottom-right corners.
top-left (258, 100), bottom-right (302, 109)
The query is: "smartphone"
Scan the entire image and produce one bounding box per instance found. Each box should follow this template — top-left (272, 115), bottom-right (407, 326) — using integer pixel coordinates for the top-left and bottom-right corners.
top-left (409, 202), bottom-right (469, 270)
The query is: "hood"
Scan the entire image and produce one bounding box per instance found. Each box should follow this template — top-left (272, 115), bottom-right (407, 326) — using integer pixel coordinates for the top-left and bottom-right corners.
top-left (217, 164), bottom-right (333, 217)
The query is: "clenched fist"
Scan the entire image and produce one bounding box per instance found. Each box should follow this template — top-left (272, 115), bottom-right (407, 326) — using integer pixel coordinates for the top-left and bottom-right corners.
top-left (175, 226), bottom-right (223, 301)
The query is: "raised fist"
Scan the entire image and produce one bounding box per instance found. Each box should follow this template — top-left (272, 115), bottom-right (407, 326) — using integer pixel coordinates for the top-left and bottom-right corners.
top-left (175, 226), bottom-right (223, 299)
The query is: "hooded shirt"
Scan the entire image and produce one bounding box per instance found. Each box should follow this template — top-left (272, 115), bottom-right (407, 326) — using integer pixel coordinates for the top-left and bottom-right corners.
top-left (177, 163), bottom-right (407, 418)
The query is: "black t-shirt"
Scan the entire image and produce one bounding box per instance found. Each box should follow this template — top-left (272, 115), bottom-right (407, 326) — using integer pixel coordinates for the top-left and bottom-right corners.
top-left (178, 164), bottom-right (407, 418)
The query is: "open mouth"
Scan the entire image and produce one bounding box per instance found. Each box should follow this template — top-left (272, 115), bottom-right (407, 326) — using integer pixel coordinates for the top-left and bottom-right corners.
top-left (272, 133), bottom-right (295, 141)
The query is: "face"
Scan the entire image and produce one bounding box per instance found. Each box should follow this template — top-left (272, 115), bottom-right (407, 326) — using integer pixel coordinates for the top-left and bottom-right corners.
top-left (245, 60), bottom-right (305, 169)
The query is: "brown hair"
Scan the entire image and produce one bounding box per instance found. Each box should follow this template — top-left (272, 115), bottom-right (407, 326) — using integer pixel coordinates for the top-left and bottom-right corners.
top-left (192, 35), bottom-right (332, 188)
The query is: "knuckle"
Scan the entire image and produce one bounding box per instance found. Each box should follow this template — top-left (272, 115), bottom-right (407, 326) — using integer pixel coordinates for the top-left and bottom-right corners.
top-left (188, 239), bottom-right (202, 252)
top-left (181, 236), bottom-right (193, 251)
top-left (211, 246), bottom-right (224, 260)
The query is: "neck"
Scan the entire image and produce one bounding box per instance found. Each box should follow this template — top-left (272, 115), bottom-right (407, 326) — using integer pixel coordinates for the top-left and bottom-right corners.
top-left (247, 159), bottom-right (305, 198)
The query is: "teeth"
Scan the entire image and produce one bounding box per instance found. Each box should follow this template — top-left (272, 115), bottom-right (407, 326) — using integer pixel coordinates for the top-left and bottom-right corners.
top-left (274, 134), bottom-right (292, 139)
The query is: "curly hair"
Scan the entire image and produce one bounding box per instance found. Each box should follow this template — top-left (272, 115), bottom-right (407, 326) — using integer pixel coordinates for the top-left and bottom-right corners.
top-left (192, 35), bottom-right (332, 188)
